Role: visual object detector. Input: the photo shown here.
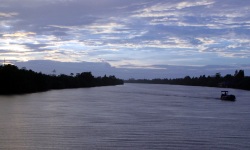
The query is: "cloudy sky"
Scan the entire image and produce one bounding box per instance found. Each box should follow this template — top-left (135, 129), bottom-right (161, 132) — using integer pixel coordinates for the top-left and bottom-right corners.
top-left (1, 0), bottom-right (250, 79)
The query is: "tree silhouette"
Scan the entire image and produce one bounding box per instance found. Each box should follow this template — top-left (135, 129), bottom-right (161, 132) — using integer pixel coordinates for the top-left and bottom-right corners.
top-left (0, 64), bottom-right (123, 95)
top-left (126, 70), bottom-right (250, 90)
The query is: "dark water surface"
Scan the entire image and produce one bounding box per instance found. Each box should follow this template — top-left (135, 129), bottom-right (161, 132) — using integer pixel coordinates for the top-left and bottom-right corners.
top-left (0, 83), bottom-right (250, 149)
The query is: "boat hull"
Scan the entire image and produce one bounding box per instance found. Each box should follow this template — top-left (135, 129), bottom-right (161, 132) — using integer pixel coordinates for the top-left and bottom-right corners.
top-left (221, 95), bottom-right (236, 101)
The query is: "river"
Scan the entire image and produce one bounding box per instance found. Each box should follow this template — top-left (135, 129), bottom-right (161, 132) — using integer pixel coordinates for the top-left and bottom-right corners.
top-left (0, 83), bottom-right (249, 149)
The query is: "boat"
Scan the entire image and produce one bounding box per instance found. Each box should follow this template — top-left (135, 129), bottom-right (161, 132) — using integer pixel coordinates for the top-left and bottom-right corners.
top-left (220, 91), bottom-right (236, 101)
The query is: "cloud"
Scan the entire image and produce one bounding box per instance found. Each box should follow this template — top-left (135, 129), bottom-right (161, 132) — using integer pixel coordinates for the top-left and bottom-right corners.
top-left (3, 31), bottom-right (36, 37)
top-left (0, 0), bottom-right (250, 78)
top-left (0, 12), bottom-right (18, 18)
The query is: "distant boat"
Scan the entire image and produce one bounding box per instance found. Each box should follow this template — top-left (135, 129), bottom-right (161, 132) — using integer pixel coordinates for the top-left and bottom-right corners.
top-left (220, 91), bottom-right (236, 101)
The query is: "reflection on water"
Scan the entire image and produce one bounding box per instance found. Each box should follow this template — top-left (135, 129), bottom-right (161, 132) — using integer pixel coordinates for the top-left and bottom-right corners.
top-left (0, 83), bottom-right (250, 149)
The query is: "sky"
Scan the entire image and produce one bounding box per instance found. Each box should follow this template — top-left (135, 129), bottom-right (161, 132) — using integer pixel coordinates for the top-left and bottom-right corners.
top-left (1, 0), bottom-right (250, 79)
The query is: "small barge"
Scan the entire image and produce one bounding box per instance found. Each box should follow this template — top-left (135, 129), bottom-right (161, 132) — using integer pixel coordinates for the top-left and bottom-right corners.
top-left (220, 91), bottom-right (236, 101)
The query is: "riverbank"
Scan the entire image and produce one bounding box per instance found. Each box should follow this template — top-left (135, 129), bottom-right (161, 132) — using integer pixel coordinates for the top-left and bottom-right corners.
top-left (125, 70), bottom-right (250, 91)
top-left (0, 64), bottom-right (123, 95)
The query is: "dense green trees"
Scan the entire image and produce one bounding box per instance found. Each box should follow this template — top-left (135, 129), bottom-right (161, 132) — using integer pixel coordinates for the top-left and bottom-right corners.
top-left (126, 70), bottom-right (250, 90)
top-left (0, 64), bottom-right (123, 95)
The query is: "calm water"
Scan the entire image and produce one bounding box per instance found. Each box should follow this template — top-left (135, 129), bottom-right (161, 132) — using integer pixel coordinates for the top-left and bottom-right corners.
top-left (0, 83), bottom-right (250, 150)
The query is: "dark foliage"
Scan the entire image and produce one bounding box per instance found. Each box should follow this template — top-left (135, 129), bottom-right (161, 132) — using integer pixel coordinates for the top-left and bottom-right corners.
top-left (126, 70), bottom-right (250, 90)
top-left (0, 64), bottom-right (123, 95)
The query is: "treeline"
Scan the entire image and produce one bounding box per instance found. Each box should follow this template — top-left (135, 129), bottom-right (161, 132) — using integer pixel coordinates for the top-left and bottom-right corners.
top-left (0, 64), bottom-right (124, 95)
top-left (126, 70), bottom-right (250, 90)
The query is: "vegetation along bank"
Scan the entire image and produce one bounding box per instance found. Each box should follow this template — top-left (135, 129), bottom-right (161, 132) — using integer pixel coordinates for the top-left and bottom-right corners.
top-left (0, 64), bottom-right (124, 95)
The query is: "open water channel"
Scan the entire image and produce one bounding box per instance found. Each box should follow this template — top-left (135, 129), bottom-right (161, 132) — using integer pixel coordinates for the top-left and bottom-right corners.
top-left (0, 83), bottom-right (249, 149)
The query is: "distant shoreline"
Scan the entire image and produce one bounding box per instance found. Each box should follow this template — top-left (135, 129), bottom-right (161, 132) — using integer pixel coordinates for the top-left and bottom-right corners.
top-left (0, 64), bottom-right (124, 95)
top-left (125, 70), bottom-right (250, 91)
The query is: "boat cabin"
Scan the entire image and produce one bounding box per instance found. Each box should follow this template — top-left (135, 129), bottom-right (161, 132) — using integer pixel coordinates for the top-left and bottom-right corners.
top-left (221, 91), bottom-right (228, 96)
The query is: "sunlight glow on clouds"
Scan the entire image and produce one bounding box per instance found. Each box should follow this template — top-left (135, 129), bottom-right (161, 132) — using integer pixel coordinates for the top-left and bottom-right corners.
top-left (0, 12), bottom-right (18, 18)
top-left (3, 32), bottom-right (36, 37)
top-left (0, 0), bottom-right (250, 77)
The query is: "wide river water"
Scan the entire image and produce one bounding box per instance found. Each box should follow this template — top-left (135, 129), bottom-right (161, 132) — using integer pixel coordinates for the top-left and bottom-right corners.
top-left (0, 83), bottom-right (249, 150)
